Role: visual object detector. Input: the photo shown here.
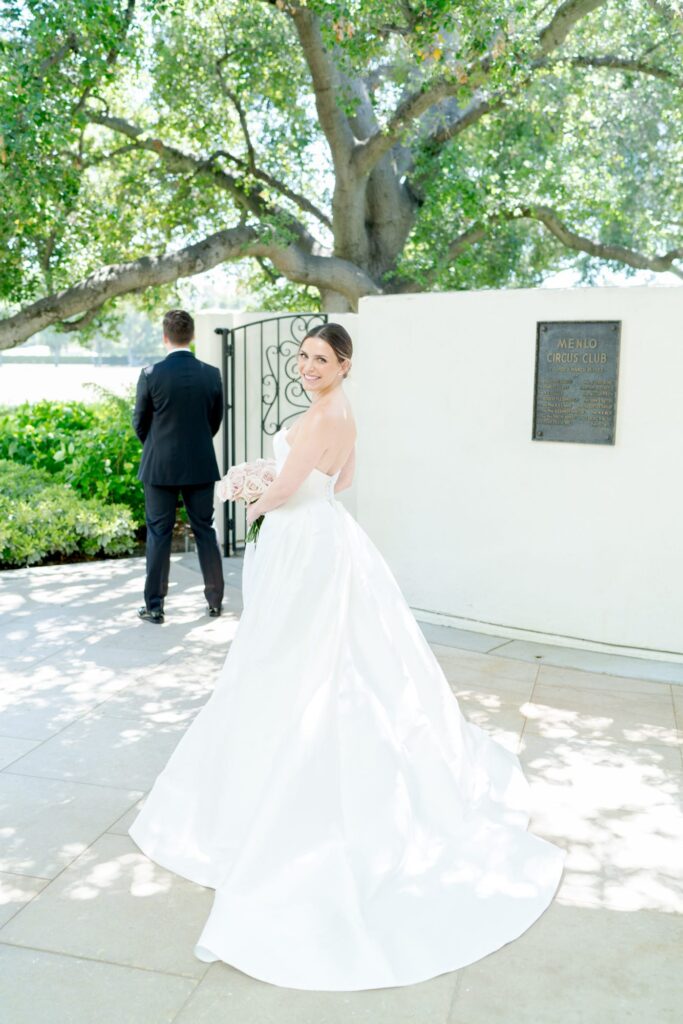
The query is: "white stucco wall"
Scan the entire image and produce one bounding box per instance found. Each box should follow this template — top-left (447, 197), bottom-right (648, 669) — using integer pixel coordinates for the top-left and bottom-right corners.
top-left (351, 287), bottom-right (683, 656)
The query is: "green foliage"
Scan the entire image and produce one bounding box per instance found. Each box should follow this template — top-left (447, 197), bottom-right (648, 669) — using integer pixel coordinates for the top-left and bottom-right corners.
top-left (0, 0), bottom-right (681, 317)
top-left (0, 459), bottom-right (136, 567)
top-left (0, 387), bottom-right (146, 524)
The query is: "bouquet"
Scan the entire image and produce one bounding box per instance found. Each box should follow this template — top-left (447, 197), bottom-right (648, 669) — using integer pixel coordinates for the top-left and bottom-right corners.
top-left (217, 458), bottom-right (277, 545)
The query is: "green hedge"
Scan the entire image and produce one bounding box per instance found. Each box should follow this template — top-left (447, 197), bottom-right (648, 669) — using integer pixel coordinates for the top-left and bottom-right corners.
top-left (0, 387), bottom-right (146, 526)
top-left (0, 460), bottom-right (136, 568)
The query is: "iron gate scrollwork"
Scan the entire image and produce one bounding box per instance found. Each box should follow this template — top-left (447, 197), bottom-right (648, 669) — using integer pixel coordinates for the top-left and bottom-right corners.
top-left (215, 313), bottom-right (328, 557)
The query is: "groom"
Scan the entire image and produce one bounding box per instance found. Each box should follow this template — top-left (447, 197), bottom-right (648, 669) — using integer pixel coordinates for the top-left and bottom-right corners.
top-left (132, 309), bottom-right (224, 624)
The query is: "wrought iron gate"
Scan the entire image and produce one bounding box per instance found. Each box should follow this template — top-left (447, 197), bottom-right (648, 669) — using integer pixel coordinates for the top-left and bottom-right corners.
top-left (215, 313), bottom-right (328, 556)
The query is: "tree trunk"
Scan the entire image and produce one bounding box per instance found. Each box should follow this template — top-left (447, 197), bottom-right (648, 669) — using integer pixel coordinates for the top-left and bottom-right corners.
top-left (319, 288), bottom-right (355, 313)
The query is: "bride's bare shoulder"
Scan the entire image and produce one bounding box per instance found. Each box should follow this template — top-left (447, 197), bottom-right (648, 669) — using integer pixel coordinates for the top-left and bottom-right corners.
top-left (290, 401), bottom-right (356, 448)
top-left (314, 403), bottom-right (356, 443)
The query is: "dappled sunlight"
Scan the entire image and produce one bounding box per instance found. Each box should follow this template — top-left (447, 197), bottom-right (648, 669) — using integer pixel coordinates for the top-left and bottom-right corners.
top-left (622, 723), bottom-right (680, 746)
top-left (452, 689), bottom-right (505, 711)
top-left (522, 698), bottom-right (681, 747)
top-left (0, 593), bottom-right (24, 615)
top-left (0, 878), bottom-right (41, 907)
top-left (520, 733), bottom-right (682, 914)
top-left (0, 655), bottom-right (162, 738)
top-left (0, 835), bottom-right (90, 878)
top-left (44, 846), bottom-right (177, 902)
top-left (1, 554), bottom-right (680, 1003)
top-left (130, 858), bottom-right (175, 898)
top-left (105, 695), bottom-right (207, 727)
top-left (523, 702), bottom-right (614, 740)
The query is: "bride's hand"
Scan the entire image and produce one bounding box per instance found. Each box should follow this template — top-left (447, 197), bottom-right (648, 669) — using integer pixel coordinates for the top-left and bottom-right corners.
top-left (246, 501), bottom-right (260, 527)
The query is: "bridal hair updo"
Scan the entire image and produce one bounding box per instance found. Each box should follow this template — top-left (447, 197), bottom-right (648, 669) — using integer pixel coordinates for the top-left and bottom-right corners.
top-left (302, 322), bottom-right (353, 379)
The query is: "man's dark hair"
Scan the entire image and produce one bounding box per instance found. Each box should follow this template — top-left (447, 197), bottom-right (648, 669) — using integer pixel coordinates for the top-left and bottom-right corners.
top-left (163, 309), bottom-right (195, 346)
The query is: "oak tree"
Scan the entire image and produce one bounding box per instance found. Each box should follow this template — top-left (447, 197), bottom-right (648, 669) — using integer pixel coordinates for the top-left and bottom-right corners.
top-left (1, 0), bottom-right (681, 349)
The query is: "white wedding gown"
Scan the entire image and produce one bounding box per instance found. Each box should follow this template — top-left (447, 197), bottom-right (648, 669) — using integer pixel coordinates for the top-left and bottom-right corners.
top-left (129, 425), bottom-right (565, 991)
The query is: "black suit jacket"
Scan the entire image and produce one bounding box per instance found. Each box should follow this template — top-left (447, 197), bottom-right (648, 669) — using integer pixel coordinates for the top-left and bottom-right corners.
top-left (132, 350), bottom-right (223, 485)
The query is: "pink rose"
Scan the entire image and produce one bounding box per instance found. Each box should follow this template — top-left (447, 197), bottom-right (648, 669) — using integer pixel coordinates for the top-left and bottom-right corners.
top-left (227, 465), bottom-right (247, 499)
top-left (217, 458), bottom-right (276, 503)
top-left (243, 472), bottom-right (265, 503)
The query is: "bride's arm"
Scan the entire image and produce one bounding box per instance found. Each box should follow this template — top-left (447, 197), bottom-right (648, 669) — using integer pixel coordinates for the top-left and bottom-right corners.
top-left (334, 445), bottom-right (355, 494)
top-left (248, 412), bottom-right (334, 517)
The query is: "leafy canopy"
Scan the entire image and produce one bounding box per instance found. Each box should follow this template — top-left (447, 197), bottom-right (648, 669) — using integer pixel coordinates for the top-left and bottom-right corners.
top-left (0, 0), bottom-right (682, 343)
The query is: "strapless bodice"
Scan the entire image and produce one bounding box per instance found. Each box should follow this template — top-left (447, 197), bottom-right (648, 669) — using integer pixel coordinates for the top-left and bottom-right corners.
top-left (273, 427), bottom-right (340, 505)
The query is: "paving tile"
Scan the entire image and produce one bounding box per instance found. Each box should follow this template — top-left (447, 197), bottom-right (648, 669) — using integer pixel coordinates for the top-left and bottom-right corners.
top-left (0, 612), bottom-right (99, 663)
top-left (173, 958), bottom-right (459, 1024)
top-left (95, 668), bottom-right (215, 726)
top-left (1, 555), bottom-right (681, 1021)
top-left (495, 639), bottom-right (683, 685)
top-left (523, 683), bottom-right (679, 747)
top-left (0, 590), bottom-right (25, 615)
top-left (0, 872), bottom-right (49, 927)
top-left (0, 772), bottom-right (142, 878)
top-left (419, 621), bottom-right (507, 653)
top-left (92, 643), bottom-right (229, 726)
top-left (6, 711), bottom-right (185, 790)
top-left (0, 944), bottom-right (196, 1024)
top-left (519, 732), bottom-right (683, 914)
top-left (175, 552), bottom-right (244, 592)
top-left (435, 649), bottom-right (536, 704)
top-left (84, 608), bottom-right (240, 655)
top-left (538, 662), bottom-right (672, 697)
top-left (0, 736), bottom-right (41, 770)
top-left (0, 647), bottom-right (175, 740)
top-left (106, 799), bottom-right (145, 836)
top-left (449, 903), bottom-right (682, 1024)
top-left (0, 833), bottom-right (213, 978)
top-left (428, 645), bottom-right (538, 683)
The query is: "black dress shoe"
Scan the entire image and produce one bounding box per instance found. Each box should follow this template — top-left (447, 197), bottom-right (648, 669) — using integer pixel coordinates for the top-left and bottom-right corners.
top-left (208, 605), bottom-right (222, 618)
top-left (138, 606), bottom-right (164, 624)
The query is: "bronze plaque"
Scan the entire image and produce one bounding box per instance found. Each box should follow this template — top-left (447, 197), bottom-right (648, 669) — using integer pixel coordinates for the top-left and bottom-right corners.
top-left (533, 321), bottom-right (620, 444)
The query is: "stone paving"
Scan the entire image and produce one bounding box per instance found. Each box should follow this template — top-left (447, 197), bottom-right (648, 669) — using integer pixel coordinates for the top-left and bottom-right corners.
top-left (0, 554), bottom-right (681, 1023)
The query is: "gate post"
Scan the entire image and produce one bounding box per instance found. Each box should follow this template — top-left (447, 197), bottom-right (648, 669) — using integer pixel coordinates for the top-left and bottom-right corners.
top-left (194, 310), bottom-right (238, 553)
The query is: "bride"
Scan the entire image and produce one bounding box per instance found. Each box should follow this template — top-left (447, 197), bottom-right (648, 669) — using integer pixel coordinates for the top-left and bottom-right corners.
top-left (128, 322), bottom-right (565, 992)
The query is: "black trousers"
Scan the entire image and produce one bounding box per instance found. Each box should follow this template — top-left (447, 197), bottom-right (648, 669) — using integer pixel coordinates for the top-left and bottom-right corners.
top-left (143, 482), bottom-right (224, 612)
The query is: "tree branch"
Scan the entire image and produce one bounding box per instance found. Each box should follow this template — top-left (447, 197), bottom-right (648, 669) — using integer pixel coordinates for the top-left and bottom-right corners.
top-left (207, 150), bottom-right (332, 230)
top-left (215, 54), bottom-right (257, 172)
top-left (57, 304), bottom-right (106, 333)
top-left (37, 32), bottom-right (80, 77)
top-left (212, 54), bottom-right (334, 229)
top-left (523, 204), bottom-right (683, 275)
top-left (354, 0), bottom-right (610, 177)
top-left (441, 205), bottom-right (683, 279)
top-left (257, 244), bottom-right (381, 305)
top-left (288, 7), bottom-right (356, 169)
top-left (87, 112), bottom-right (319, 248)
top-left (537, 0), bottom-right (607, 56)
top-left (0, 228), bottom-right (380, 350)
top-left (0, 226), bottom-right (251, 350)
top-left (538, 54), bottom-right (683, 85)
